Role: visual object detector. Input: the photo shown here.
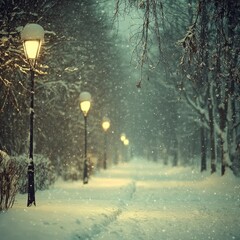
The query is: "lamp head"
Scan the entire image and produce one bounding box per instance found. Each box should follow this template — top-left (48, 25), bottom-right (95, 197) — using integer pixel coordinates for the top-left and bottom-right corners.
top-left (102, 117), bottom-right (110, 132)
top-left (124, 139), bottom-right (129, 146)
top-left (21, 23), bottom-right (44, 66)
top-left (79, 92), bottom-right (91, 116)
top-left (120, 133), bottom-right (126, 142)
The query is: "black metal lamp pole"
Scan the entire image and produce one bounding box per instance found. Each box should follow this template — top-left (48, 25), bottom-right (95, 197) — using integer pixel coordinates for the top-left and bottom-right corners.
top-left (79, 91), bottom-right (91, 184)
top-left (102, 118), bottom-right (110, 169)
top-left (27, 68), bottom-right (36, 206)
top-left (83, 115), bottom-right (88, 184)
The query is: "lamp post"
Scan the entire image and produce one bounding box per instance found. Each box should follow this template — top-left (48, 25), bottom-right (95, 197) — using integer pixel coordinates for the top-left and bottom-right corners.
top-left (102, 117), bottom-right (110, 169)
top-left (120, 133), bottom-right (126, 162)
top-left (124, 138), bottom-right (129, 146)
top-left (124, 138), bottom-right (129, 161)
top-left (21, 23), bottom-right (44, 207)
top-left (120, 133), bottom-right (126, 142)
top-left (79, 92), bottom-right (91, 184)
top-left (124, 138), bottom-right (130, 162)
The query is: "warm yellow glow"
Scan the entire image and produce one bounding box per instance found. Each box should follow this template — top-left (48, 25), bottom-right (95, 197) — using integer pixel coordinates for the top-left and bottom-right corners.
top-left (80, 101), bottom-right (91, 116)
top-left (120, 133), bottom-right (126, 142)
top-left (21, 24), bottom-right (44, 63)
top-left (102, 121), bottom-right (110, 131)
top-left (23, 40), bottom-right (42, 59)
top-left (124, 139), bottom-right (129, 146)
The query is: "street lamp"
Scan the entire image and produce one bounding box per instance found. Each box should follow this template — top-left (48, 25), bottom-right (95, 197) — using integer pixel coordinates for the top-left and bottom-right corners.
top-left (124, 138), bottom-right (129, 162)
top-left (120, 133), bottom-right (126, 142)
top-left (102, 117), bottom-right (110, 169)
top-left (120, 133), bottom-right (126, 162)
top-left (79, 92), bottom-right (91, 184)
top-left (124, 138), bottom-right (129, 146)
top-left (21, 23), bottom-right (44, 207)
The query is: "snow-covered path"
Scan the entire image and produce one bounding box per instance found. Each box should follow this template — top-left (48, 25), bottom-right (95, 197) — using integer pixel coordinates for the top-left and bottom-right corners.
top-left (0, 158), bottom-right (240, 240)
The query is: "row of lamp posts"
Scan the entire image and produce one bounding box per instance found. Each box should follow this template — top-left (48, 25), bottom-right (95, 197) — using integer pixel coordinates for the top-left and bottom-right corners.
top-left (20, 23), bottom-right (129, 207)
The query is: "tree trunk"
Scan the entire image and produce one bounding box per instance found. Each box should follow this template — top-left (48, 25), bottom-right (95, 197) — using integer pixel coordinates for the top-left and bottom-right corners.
top-left (199, 0), bottom-right (208, 173)
top-left (200, 121), bottom-right (207, 172)
top-left (227, 0), bottom-right (239, 154)
top-left (208, 83), bottom-right (216, 173)
top-left (218, 0), bottom-right (238, 175)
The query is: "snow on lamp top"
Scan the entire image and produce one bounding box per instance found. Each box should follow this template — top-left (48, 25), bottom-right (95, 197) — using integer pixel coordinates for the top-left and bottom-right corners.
top-left (21, 23), bottom-right (44, 61)
top-left (79, 92), bottom-right (91, 116)
top-left (21, 23), bottom-right (44, 41)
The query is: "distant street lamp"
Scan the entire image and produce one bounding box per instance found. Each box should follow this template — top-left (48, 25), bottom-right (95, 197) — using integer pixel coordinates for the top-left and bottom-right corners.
top-left (124, 138), bottom-right (130, 162)
top-left (79, 92), bottom-right (91, 184)
top-left (120, 133), bottom-right (126, 162)
top-left (124, 138), bottom-right (129, 146)
top-left (120, 133), bottom-right (126, 142)
top-left (21, 23), bottom-right (44, 207)
top-left (102, 117), bottom-right (110, 169)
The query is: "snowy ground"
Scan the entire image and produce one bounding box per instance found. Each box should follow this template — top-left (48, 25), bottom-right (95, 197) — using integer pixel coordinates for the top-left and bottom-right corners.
top-left (0, 158), bottom-right (240, 240)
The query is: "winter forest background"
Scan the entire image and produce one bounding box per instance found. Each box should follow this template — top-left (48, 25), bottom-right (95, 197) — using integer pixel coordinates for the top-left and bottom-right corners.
top-left (0, 0), bottom-right (240, 210)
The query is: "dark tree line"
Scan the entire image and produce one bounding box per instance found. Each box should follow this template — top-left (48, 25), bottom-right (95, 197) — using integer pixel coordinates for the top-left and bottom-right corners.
top-left (115, 0), bottom-right (240, 175)
top-left (1, 0), bottom-right (240, 177)
top-left (0, 0), bottom-right (130, 178)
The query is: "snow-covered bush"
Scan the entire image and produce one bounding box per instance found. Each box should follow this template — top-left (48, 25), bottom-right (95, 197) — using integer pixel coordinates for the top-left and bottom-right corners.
top-left (0, 151), bottom-right (57, 211)
top-left (16, 154), bottom-right (56, 194)
top-left (0, 150), bottom-right (19, 211)
top-left (35, 155), bottom-right (56, 190)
